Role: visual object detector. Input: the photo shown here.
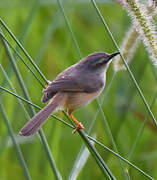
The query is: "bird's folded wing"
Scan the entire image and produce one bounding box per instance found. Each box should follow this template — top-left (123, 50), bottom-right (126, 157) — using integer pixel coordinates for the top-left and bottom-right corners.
top-left (42, 74), bottom-right (103, 103)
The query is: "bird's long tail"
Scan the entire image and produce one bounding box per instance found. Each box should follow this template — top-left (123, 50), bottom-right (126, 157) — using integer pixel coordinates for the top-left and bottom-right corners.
top-left (19, 93), bottom-right (66, 136)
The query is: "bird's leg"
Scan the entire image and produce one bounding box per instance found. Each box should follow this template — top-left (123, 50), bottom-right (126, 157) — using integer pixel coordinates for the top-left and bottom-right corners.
top-left (68, 109), bottom-right (84, 134)
top-left (45, 80), bottom-right (51, 88)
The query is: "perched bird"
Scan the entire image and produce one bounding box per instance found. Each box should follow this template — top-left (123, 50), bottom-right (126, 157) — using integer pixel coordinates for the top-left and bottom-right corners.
top-left (19, 51), bottom-right (120, 136)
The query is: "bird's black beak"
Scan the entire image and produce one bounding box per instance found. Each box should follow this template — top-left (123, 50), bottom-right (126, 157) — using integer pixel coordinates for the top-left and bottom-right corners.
top-left (107, 52), bottom-right (120, 62)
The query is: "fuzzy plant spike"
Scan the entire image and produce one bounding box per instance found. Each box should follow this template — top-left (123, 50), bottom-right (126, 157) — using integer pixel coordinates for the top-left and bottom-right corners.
top-left (143, 0), bottom-right (157, 9)
top-left (142, 0), bottom-right (157, 16)
top-left (151, 6), bottom-right (157, 16)
top-left (123, 0), bottom-right (157, 65)
top-left (113, 25), bottom-right (140, 72)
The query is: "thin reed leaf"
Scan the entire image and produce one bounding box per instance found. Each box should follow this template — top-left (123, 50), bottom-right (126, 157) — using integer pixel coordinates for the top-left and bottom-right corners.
top-left (62, 112), bottom-right (116, 180)
top-left (0, 28), bottom-right (33, 114)
top-left (68, 134), bottom-right (97, 180)
top-left (0, 1), bottom-right (155, 178)
top-left (56, 0), bottom-right (82, 59)
top-left (111, 60), bottom-right (148, 156)
top-left (0, 85), bottom-right (154, 179)
top-left (79, 130), bottom-right (116, 180)
top-left (127, 81), bottom-right (157, 160)
top-left (0, 103), bottom-right (31, 180)
top-left (56, 1), bottom-right (129, 177)
top-left (0, 0), bottom-right (41, 101)
top-left (37, 131), bottom-right (63, 180)
top-left (91, 0), bottom-right (157, 128)
top-left (0, 63), bottom-right (30, 119)
top-left (0, 0), bottom-right (41, 93)
top-left (0, 84), bottom-right (114, 179)
top-left (0, 19), bottom-right (47, 82)
top-left (0, 28), bottom-right (62, 180)
top-left (0, 33), bottom-right (44, 88)
top-left (97, 99), bottom-right (128, 179)
top-left (0, 85), bottom-right (74, 129)
top-left (35, 11), bottom-right (62, 62)
top-left (18, 0), bottom-right (40, 44)
top-left (129, 96), bottom-right (157, 160)
top-left (56, 1), bottom-right (118, 178)
top-left (125, 168), bottom-right (131, 180)
top-left (0, 62), bottom-right (62, 179)
top-left (87, 136), bottom-right (154, 180)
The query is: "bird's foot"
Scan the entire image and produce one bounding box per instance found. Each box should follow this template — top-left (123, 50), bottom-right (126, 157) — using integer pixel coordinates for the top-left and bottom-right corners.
top-left (72, 122), bottom-right (84, 134)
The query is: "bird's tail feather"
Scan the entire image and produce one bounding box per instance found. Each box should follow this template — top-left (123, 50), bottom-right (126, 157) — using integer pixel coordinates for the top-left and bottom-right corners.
top-left (19, 93), bottom-right (65, 136)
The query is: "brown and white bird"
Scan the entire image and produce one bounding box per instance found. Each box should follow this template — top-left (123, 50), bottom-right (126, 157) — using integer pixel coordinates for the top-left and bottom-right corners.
top-left (19, 51), bottom-right (120, 136)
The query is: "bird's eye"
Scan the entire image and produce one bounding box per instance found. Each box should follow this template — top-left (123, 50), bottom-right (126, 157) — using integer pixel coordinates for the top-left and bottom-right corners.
top-left (93, 58), bottom-right (105, 66)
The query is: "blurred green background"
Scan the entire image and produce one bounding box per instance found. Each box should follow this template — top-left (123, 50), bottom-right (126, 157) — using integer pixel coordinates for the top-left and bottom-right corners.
top-left (0, 0), bottom-right (157, 179)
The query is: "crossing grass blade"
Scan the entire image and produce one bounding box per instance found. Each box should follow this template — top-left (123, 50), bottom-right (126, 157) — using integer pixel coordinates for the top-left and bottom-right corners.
top-left (0, 85), bottom-right (154, 179)
top-left (0, 103), bottom-right (31, 180)
top-left (0, 28), bottom-right (62, 180)
top-left (91, 0), bottom-right (157, 128)
top-left (1, 0), bottom-right (156, 179)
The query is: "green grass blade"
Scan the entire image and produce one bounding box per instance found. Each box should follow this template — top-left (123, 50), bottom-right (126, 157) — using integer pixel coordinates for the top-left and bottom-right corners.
top-left (97, 99), bottom-right (128, 179)
top-left (18, 0), bottom-right (40, 44)
top-left (0, 19), bottom-right (47, 82)
top-left (0, 103), bottom-right (31, 180)
top-left (56, 0), bottom-right (81, 59)
top-left (38, 130), bottom-right (63, 180)
top-left (127, 89), bottom-right (157, 160)
top-left (87, 136), bottom-right (154, 180)
top-left (68, 134), bottom-right (97, 180)
top-left (0, 33), bottom-right (44, 88)
top-left (0, 29), bottom-right (62, 180)
top-left (35, 10), bottom-right (62, 62)
top-left (91, 0), bottom-right (157, 128)
top-left (0, 63), bottom-right (30, 120)
top-left (0, 80), bottom-right (115, 179)
top-left (56, 1), bottom-right (120, 178)
top-left (63, 112), bottom-right (116, 180)
top-left (79, 130), bottom-right (116, 180)
top-left (0, 85), bottom-right (153, 179)
top-left (0, 28), bottom-right (33, 114)
top-left (0, 85), bottom-right (73, 128)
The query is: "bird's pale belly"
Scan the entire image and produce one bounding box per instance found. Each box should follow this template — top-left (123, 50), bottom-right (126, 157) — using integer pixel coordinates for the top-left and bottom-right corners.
top-left (65, 90), bottom-right (102, 111)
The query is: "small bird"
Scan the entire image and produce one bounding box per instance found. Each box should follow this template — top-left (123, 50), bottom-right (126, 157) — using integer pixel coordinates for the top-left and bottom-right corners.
top-left (19, 51), bottom-right (120, 136)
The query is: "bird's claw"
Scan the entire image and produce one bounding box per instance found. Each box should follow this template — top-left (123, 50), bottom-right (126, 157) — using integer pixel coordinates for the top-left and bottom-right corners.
top-left (72, 122), bottom-right (84, 134)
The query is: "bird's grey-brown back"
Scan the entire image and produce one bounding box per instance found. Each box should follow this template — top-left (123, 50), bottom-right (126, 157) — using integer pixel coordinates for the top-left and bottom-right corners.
top-left (41, 52), bottom-right (116, 103)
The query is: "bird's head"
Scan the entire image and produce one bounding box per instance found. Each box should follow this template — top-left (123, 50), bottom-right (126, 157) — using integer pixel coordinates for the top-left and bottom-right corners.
top-left (79, 52), bottom-right (120, 73)
top-left (83, 51), bottom-right (119, 66)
